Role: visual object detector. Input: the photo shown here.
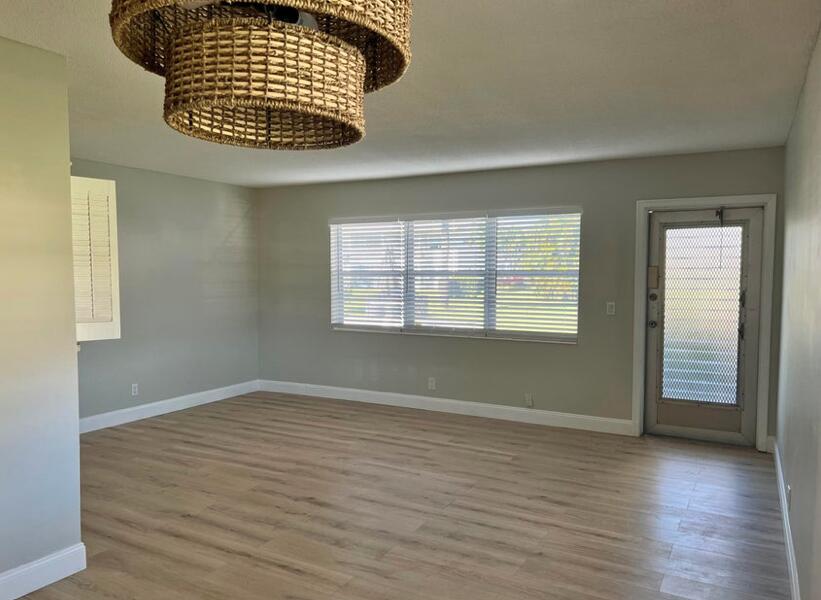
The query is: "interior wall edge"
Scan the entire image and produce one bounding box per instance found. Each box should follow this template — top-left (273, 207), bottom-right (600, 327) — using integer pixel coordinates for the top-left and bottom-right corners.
top-left (777, 22), bottom-right (821, 599)
top-left (775, 444), bottom-right (802, 600)
top-left (0, 34), bottom-right (82, 586)
top-left (0, 544), bottom-right (86, 600)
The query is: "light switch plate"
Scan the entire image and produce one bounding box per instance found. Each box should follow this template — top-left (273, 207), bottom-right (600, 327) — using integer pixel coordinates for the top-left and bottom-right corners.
top-left (606, 301), bottom-right (616, 316)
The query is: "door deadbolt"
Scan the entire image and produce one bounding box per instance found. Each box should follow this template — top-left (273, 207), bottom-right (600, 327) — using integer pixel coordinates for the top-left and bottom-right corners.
top-left (648, 320), bottom-right (658, 328)
top-left (648, 292), bottom-right (658, 301)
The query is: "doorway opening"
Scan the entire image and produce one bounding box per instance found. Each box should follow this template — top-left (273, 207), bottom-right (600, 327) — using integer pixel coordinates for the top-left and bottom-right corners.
top-left (644, 208), bottom-right (763, 445)
top-left (632, 195), bottom-right (777, 451)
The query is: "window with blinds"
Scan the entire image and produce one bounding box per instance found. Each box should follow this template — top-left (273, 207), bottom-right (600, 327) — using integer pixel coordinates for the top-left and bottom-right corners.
top-left (71, 176), bottom-right (121, 342)
top-left (330, 210), bottom-right (581, 342)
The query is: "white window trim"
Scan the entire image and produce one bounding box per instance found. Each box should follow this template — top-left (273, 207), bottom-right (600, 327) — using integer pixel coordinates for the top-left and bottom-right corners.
top-left (328, 206), bottom-right (583, 225)
top-left (330, 207), bottom-right (583, 344)
top-left (330, 323), bottom-right (579, 344)
top-left (72, 176), bottom-right (121, 342)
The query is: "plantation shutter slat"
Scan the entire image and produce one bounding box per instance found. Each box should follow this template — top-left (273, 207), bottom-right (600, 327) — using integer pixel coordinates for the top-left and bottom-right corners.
top-left (71, 177), bottom-right (121, 342)
top-left (329, 210), bottom-right (581, 342)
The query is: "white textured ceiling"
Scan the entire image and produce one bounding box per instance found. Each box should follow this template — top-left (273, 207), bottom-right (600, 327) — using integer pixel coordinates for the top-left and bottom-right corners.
top-left (0, 1), bottom-right (819, 187)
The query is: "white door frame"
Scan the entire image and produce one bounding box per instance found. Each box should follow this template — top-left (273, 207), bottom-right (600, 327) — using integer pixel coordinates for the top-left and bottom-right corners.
top-left (632, 194), bottom-right (777, 452)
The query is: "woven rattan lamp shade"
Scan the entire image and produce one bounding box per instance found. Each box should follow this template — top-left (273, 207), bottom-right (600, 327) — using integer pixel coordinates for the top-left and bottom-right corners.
top-left (110, 0), bottom-right (411, 149)
top-left (165, 18), bottom-right (366, 149)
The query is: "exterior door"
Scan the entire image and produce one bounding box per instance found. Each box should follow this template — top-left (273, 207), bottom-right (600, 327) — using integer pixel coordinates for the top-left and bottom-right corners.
top-left (645, 208), bottom-right (763, 446)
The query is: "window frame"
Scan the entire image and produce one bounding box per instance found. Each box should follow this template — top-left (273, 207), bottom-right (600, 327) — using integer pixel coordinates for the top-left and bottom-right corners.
top-left (329, 207), bottom-right (583, 344)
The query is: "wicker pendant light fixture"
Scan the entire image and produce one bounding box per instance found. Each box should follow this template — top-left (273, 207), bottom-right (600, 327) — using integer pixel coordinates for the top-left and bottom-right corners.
top-left (110, 0), bottom-right (412, 149)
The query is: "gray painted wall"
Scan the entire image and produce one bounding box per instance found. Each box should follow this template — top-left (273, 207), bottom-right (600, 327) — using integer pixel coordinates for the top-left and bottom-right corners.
top-left (70, 160), bottom-right (258, 419)
top-left (257, 148), bottom-right (784, 427)
top-left (0, 38), bottom-right (82, 571)
top-left (779, 30), bottom-right (821, 599)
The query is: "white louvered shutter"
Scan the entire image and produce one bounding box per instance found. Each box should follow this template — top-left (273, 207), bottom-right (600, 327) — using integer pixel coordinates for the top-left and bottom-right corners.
top-left (330, 220), bottom-right (405, 329)
top-left (71, 177), bottom-right (121, 342)
top-left (493, 212), bottom-right (581, 339)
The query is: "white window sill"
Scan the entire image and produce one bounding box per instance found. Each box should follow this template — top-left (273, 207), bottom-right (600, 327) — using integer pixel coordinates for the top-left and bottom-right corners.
top-left (331, 325), bottom-right (578, 345)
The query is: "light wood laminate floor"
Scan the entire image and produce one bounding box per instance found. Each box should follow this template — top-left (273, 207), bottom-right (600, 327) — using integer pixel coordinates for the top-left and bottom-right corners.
top-left (28, 392), bottom-right (789, 600)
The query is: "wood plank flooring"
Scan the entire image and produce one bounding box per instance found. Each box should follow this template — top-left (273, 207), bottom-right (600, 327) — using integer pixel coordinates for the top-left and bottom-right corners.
top-left (27, 392), bottom-right (789, 600)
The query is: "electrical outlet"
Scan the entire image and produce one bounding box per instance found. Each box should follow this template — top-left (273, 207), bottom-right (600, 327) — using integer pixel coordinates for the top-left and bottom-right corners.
top-left (427, 377), bottom-right (437, 391)
top-left (131, 383), bottom-right (139, 397)
top-left (786, 484), bottom-right (792, 511)
top-left (524, 393), bottom-right (534, 408)
top-left (606, 301), bottom-right (616, 316)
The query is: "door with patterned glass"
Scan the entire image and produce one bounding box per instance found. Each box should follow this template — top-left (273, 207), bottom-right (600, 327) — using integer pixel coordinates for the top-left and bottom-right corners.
top-left (645, 208), bottom-right (763, 446)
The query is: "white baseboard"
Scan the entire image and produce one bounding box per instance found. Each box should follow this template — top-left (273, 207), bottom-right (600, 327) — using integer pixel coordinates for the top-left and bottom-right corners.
top-left (257, 380), bottom-right (635, 436)
top-left (80, 380), bottom-right (261, 434)
top-left (0, 543), bottom-right (86, 600)
top-left (775, 444), bottom-right (801, 600)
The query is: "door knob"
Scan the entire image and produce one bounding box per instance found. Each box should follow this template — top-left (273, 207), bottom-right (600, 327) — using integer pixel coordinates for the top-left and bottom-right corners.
top-left (648, 320), bottom-right (658, 328)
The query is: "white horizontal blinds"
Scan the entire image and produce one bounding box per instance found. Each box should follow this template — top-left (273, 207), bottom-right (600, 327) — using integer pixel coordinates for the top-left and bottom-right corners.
top-left (330, 220), bottom-right (405, 328)
top-left (330, 210), bottom-right (582, 341)
top-left (495, 212), bottom-right (581, 336)
top-left (72, 185), bottom-right (114, 324)
top-left (407, 217), bottom-right (487, 329)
